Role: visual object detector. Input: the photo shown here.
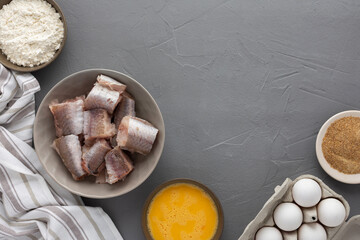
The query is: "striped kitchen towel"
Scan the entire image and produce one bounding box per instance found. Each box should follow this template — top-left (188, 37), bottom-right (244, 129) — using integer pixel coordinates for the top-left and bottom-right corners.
top-left (0, 64), bottom-right (123, 240)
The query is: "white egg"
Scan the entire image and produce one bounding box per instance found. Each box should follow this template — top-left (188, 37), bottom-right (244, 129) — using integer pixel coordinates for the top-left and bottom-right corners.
top-left (273, 203), bottom-right (303, 231)
top-left (317, 198), bottom-right (346, 227)
top-left (292, 178), bottom-right (322, 207)
top-left (255, 227), bottom-right (283, 240)
top-left (298, 223), bottom-right (327, 240)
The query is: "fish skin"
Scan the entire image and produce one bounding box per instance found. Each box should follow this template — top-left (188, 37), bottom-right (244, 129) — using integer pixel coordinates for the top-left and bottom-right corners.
top-left (52, 135), bottom-right (87, 180)
top-left (83, 109), bottom-right (116, 140)
top-left (97, 74), bottom-right (127, 93)
top-left (84, 83), bottom-right (121, 114)
top-left (95, 168), bottom-right (107, 184)
top-left (97, 161), bottom-right (106, 174)
top-left (83, 137), bottom-right (96, 147)
top-left (113, 92), bottom-right (136, 129)
top-left (49, 96), bottom-right (85, 137)
top-left (117, 116), bottom-right (158, 155)
top-left (82, 139), bottom-right (111, 176)
top-left (110, 136), bottom-right (117, 148)
top-left (105, 147), bottom-right (134, 184)
top-left (111, 92), bottom-right (136, 146)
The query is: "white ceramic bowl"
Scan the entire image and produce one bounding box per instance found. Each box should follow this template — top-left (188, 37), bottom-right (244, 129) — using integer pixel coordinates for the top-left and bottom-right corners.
top-left (316, 110), bottom-right (360, 184)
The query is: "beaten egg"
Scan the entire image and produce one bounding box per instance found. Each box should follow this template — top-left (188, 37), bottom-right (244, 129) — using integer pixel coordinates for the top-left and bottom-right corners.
top-left (146, 183), bottom-right (219, 240)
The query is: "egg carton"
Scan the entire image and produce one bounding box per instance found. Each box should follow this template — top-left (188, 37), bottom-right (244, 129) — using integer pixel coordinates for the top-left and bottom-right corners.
top-left (238, 174), bottom-right (353, 240)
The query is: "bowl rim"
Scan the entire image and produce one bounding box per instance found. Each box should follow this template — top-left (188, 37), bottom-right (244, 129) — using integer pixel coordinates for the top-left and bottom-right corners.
top-left (0, 0), bottom-right (67, 72)
top-left (141, 178), bottom-right (224, 240)
top-left (33, 68), bottom-right (165, 198)
top-left (316, 110), bottom-right (360, 184)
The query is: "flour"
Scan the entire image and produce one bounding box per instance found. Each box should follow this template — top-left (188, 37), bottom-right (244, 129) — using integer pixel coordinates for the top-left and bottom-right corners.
top-left (0, 0), bottom-right (64, 67)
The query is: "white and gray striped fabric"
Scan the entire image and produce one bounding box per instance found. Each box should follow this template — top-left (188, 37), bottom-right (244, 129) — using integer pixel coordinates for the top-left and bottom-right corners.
top-left (0, 65), bottom-right (123, 240)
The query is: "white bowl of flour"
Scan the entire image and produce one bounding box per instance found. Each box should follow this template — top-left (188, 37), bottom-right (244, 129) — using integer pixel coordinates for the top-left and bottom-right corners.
top-left (0, 0), bottom-right (67, 72)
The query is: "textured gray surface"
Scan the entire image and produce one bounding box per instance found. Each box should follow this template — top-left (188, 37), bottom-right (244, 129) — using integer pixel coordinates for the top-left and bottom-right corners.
top-left (34, 0), bottom-right (360, 239)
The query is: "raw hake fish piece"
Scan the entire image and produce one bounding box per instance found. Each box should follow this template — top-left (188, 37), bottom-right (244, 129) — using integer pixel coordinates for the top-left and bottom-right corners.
top-left (114, 92), bottom-right (135, 129)
top-left (52, 135), bottom-right (87, 180)
top-left (111, 92), bottom-right (136, 147)
top-left (97, 74), bottom-right (126, 92)
top-left (110, 136), bottom-right (117, 148)
top-left (83, 137), bottom-right (96, 147)
top-left (83, 109), bottom-right (116, 140)
top-left (117, 116), bottom-right (158, 155)
top-left (105, 147), bottom-right (134, 184)
top-left (82, 139), bottom-right (111, 175)
top-left (95, 168), bottom-right (107, 184)
top-left (49, 96), bottom-right (84, 137)
top-left (84, 83), bottom-right (121, 114)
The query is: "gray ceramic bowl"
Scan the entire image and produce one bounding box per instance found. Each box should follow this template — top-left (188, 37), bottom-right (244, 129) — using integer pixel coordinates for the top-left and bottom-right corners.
top-left (0, 0), bottom-right (67, 72)
top-left (34, 69), bottom-right (165, 198)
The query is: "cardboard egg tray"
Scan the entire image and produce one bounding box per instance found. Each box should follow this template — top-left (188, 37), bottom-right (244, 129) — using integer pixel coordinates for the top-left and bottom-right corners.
top-left (238, 174), bottom-right (353, 240)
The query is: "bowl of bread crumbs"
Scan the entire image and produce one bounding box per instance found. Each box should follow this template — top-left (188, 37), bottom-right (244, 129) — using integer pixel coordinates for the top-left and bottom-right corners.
top-left (0, 0), bottom-right (66, 72)
top-left (316, 110), bottom-right (360, 184)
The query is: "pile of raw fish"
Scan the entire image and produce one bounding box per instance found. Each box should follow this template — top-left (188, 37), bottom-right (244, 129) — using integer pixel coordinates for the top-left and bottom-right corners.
top-left (49, 74), bottom-right (159, 184)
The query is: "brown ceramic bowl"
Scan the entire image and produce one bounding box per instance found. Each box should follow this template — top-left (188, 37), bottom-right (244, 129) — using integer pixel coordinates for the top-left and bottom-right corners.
top-left (0, 0), bottom-right (67, 72)
top-left (142, 179), bottom-right (224, 240)
top-left (34, 69), bottom-right (165, 198)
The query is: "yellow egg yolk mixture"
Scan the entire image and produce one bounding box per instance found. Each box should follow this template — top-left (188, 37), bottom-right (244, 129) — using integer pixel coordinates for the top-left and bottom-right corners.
top-left (147, 183), bottom-right (218, 240)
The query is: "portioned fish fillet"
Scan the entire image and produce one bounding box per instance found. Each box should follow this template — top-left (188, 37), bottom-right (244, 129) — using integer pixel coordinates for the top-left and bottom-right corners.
top-left (83, 137), bottom-right (96, 147)
top-left (82, 139), bottom-right (111, 175)
top-left (83, 109), bottom-right (116, 140)
top-left (111, 92), bottom-right (136, 147)
top-left (105, 147), bottom-right (134, 184)
top-left (49, 96), bottom-right (84, 137)
top-left (84, 83), bottom-right (121, 114)
top-left (110, 137), bottom-right (117, 148)
top-left (95, 168), bottom-right (107, 184)
top-left (113, 92), bottom-right (135, 129)
top-left (97, 74), bottom-right (126, 92)
top-left (52, 135), bottom-right (87, 180)
top-left (117, 116), bottom-right (158, 155)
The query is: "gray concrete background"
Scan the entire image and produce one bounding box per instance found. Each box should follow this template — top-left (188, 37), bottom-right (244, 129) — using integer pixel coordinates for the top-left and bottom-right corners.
top-left (34, 0), bottom-right (360, 239)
